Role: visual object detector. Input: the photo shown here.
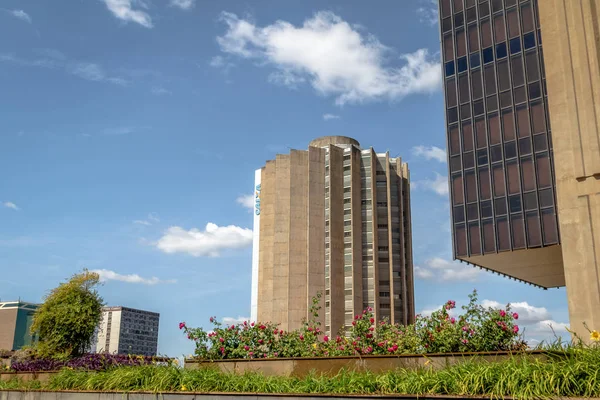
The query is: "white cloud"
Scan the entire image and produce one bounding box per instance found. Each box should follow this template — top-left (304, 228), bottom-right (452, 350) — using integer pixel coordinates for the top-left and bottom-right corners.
top-left (416, 0), bottom-right (439, 26)
top-left (415, 257), bottom-right (480, 282)
top-left (414, 172), bottom-right (448, 196)
top-left (216, 11), bottom-right (441, 105)
top-left (155, 223), bottom-right (253, 257)
top-left (70, 63), bottom-right (105, 81)
top-left (481, 300), bottom-right (552, 324)
top-left (151, 87), bottom-right (171, 95)
top-left (236, 194), bottom-right (255, 211)
top-left (323, 113), bottom-right (340, 121)
top-left (133, 212), bottom-right (160, 226)
top-left (10, 10), bottom-right (32, 23)
top-left (102, 0), bottom-right (153, 28)
top-left (170, 0), bottom-right (195, 10)
top-left (3, 202), bottom-right (20, 211)
top-left (222, 316), bottom-right (250, 326)
top-left (103, 127), bottom-right (135, 135)
top-left (92, 269), bottom-right (176, 285)
top-left (412, 145), bottom-right (446, 163)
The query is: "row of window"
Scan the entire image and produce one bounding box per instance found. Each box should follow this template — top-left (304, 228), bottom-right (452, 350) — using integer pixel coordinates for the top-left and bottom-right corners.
top-left (454, 207), bottom-right (558, 256)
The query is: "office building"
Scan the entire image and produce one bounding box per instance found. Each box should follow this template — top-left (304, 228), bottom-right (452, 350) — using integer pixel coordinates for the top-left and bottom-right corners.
top-left (94, 306), bottom-right (159, 356)
top-left (0, 301), bottom-right (39, 351)
top-left (437, 0), bottom-right (600, 339)
top-left (251, 136), bottom-right (414, 336)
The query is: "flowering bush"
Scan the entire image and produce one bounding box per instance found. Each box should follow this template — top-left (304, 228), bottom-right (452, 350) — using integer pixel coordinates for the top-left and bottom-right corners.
top-left (10, 353), bottom-right (168, 372)
top-left (181, 290), bottom-right (526, 360)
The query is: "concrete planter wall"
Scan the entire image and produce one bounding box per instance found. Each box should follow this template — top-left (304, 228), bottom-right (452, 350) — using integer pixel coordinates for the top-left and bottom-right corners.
top-left (184, 350), bottom-right (552, 377)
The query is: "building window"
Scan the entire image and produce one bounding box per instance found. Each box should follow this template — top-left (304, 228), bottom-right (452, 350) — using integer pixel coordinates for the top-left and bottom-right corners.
top-left (379, 292), bottom-right (390, 297)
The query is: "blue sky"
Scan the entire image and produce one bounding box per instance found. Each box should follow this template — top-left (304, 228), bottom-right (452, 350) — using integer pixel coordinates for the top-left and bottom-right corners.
top-left (0, 0), bottom-right (569, 356)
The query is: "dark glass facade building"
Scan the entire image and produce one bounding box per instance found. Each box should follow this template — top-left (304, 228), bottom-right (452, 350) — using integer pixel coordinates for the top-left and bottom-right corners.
top-left (438, 0), bottom-right (563, 288)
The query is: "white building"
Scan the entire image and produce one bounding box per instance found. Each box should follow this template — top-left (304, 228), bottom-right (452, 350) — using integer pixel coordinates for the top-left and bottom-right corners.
top-left (94, 306), bottom-right (159, 356)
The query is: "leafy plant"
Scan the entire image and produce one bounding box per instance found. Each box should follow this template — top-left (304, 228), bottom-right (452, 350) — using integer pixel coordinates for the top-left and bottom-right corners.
top-left (182, 290), bottom-right (526, 359)
top-left (31, 269), bottom-right (105, 359)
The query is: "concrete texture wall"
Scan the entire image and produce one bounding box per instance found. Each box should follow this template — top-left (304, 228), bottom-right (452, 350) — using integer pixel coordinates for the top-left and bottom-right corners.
top-left (538, 0), bottom-right (600, 339)
top-left (0, 309), bottom-right (17, 351)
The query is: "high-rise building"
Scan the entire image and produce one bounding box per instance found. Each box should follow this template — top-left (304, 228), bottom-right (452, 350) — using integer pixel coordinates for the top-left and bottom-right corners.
top-left (94, 306), bottom-right (159, 356)
top-left (437, 0), bottom-right (600, 338)
top-left (0, 301), bottom-right (39, 351)
top-left (251, 136), bottom-right (414, 336)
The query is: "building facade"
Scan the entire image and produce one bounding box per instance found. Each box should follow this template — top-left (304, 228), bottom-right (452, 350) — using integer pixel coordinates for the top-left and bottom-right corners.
top-left (94, 306), bottom-right (159, 356)
top-left (438, 0), bottom-right (600, 339)
top-left (252, 136), bottom-right (414, 336)
top-left (0, 301), bottom-right (39, 351)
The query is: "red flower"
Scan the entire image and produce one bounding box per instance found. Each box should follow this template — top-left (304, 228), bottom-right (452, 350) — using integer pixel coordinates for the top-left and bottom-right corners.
top-left (512, 312), bottom-right (519, 320)
top-left (220, 347), bottom-right (225, 353)
top-left (369, 317), bottom-right (375, 324)
top-left (369, 327), bottom-right (374, 331)
top-left (392, 344), bottom-right (398, 351)
top-left (336, 336), bottom-right (342, 343)
top-left (499, 310), bottom-right (507, 317)
top-left (219, 337), bottom-right (224, 343)
top-left (299, 335), bottom-right (304, 341)
top-left (259, 324), bottom-right (266, 330)
top-left (187, 334), bottom-right (191, 339)
top-left (308, 327), bottom-right (313, 332)
top-left (179, 322), bottom-right (186, 330)
top-left (513, 325), bottom-right (519, 333)
top-left (209, 317), bottom-right (214, 323)
top-left (231, 325), bottom-right (235, 330)
top-left (274, 329), bottom-right (278, 334)
top-left (280, 330), bottom-right (284, 335)
top-left (352, 321), bottom-right (356, 326)
top-left (244, 345), bottom-right (250, 351)
top-left (244, 321), bottom-right (248, 326)
top-left (251, 322), bottom-right (255, 327)
top-left (258, 339), bottom-right (264, 344)
top-left (355, 315), bottom-right (359, 320)
top-left (323, 335), bottom-right (329, 342)
top-left (366, 333), bottom-right (373, 338)
top-left (450, 317), bottom-right (456, 324)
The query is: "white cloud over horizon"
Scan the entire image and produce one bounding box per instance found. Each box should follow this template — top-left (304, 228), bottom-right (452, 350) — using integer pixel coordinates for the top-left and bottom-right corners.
top-left (3, 202), bottom-right (20, 211)
top-left (412, 145), bottom-right (446, 163)
top-left (10, 10), bottom-right (32, 23)
top-left (415, 257), bottom-right (480, 282)
top-left (155, 223), bottom-right (253, 257)
top-left (92, 269), bottom-right (176, 285)
top-left (102, 0), bottom-right (153, 28)
top-left (216, 11), bottom-right (441, 105)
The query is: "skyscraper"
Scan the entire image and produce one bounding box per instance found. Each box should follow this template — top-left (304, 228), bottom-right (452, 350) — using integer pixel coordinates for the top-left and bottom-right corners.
top-left (94, 306), bottom-right (160, 356)
top-left (438, 0), bottom-right (600, 339)
top-left (251, 136), bottom-right (414, 336)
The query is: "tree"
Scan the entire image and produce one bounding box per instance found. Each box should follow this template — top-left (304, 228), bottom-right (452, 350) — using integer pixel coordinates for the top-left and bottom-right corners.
top-left (31, 269), bottom-right (104, 359)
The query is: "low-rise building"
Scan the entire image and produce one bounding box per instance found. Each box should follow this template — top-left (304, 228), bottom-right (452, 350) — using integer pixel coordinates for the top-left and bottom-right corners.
top-left (0, 301), bottom-right (39, 351)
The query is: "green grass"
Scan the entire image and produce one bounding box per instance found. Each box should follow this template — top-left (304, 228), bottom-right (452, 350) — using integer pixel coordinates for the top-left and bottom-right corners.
top-left (1, 347), bottom-right (600, 399)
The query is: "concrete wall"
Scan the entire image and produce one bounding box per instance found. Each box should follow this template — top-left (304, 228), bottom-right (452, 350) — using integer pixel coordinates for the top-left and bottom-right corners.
top-left (0, 310), bottom-right (17, 351)
top-left (539, 0), bottom-right (600, 339)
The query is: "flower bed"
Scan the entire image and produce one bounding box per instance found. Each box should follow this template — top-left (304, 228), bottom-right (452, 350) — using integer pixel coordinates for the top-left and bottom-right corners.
top-left (181, 291), bottom-right (527, 360)
top-left (6, 353), bottom-right (170, 372)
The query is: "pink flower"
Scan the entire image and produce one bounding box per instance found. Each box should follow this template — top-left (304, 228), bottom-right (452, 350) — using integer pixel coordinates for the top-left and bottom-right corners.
top-left (512, 313), bottom-right (519, 320)
top-left (244, 321), bottom-right (247, 326)
top-left (355, 315), bottom-right (360, 320)
top-left (499, 310), bottom-right (506, 317)
top-left (308, 327), bottom-right (313, 332)
top-left (219, 337), bottom-right (224, 343)
top-left (370, 317), bottom-right (375, 324)
top-left (231, 325), bottom-right (235, 330)
top-left (299, 335), bottom-right (304, 341)
top-left (244, 345), bottom-right (250, 351)
top-left (259, 325), bottom-right (266, 330)
top-left (363, 310), bottom-right (367, 315)
top-left (187, 334), bottom-right (191, 339)
top-left (387, 347), bottom-right (394, 353)
top-left (274, 329), bottom-right (278, 334)
top-left (392, 344), bottom-right (398, 351)
top-left (366, 346), bottom-right (373, 353)
top-left (339, 346), bottom-right (345, 351)
top-left (274, 352), bottom-right (278, 357)
top-left (513, 325), bottom-right (519, 333)
top-left (378, 342), bottom-right (385, 347)
top-left (367, 307), bottom-right (373, 312)
top-left (352, 321), bottom-right (356, 326)
top-left (369, 327), bottom-right (374, 332)
top-left (462, 326), bottom-right (468, 332)
top-left (323, 335), bottom-right (329, 342)
top-left (258, 339), bottom-right (264, 344)
top-left (461, 339), bottom-right (468, 344)
top-left (251, 322), bottom-right (255, 327)
top-left (209, 317), bottom-right (214, 323)
top-left (220, 347), bottom-right (225, 353)
top-left (450, 317), bottom-right (456, 324)
top-left (249, 352), bottom-right (254, 356)
top-left (280, 330), bottom-right (284, 335)
top-left (179, 322), bottom-right (186, 330)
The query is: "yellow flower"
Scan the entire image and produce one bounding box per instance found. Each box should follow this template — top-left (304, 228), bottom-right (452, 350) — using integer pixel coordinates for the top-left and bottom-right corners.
top-left (181, 385), bottom-right (187, 391)
top-left (590, 330), bottom-right (600, 342)
top-left (312, 343), bottom-right (317, 349)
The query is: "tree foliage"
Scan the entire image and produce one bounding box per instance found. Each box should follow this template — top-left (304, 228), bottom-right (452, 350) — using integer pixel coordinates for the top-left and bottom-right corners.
top-left (31, 270), bottom-right (104, 359)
